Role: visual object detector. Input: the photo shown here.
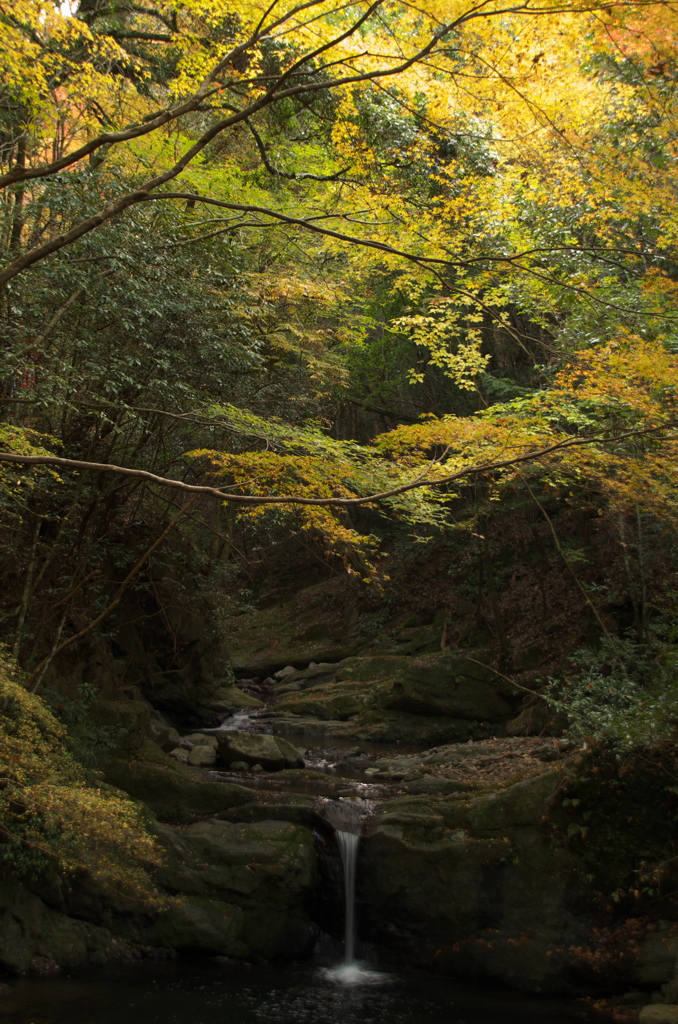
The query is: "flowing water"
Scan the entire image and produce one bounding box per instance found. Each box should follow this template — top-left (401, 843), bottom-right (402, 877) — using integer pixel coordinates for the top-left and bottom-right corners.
top-left (320, 799), bottom-right (411, 987)
top-left (320, 829), bottom-right (388, 986)
top-left (0, 725), bottom-right (597, 1021)
top-left (337, 830), bottom-right (358, 963)
top-left (0, 803), bottom-right (596, 1023)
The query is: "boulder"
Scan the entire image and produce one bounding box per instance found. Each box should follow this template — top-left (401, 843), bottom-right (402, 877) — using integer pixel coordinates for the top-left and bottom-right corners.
top-left (188, 744), bottom-right (217, 767)
top-left (216, 731), bottom-right (304, 771)
top-left (151, 725), bottom-right (181, 752)
top-left (640, 1009), bottom-right (678, 1024)
top-left (103, 748), bottom-right (251, 821)
top-left (183, 733), bottom-right (218, 749)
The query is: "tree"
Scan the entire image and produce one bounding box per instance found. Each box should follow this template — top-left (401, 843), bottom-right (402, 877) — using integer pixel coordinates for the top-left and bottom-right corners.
top-left (3, 0), bottom-right (678, 701)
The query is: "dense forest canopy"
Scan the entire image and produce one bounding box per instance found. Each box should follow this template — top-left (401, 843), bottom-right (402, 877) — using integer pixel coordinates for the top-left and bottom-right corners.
top-left (2, 0), bottom-right (678, 742)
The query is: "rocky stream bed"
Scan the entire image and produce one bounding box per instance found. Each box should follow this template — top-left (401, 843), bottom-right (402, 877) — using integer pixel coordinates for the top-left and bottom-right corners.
top-left (3, 622), bottom-right (678, 1024)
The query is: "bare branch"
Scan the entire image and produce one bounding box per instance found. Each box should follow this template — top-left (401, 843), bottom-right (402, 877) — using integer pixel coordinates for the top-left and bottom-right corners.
top-left (0, 424), bottom-right (673, 508)
top-left (244, 119), bottom-right (353, 181)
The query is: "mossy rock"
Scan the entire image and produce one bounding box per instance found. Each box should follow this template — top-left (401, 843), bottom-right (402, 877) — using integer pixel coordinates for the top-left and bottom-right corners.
top-left (207, 686), bottom-right (264, 714)
top-left (216, 731), bottom-right (303, 770)
top-left (0, 880), bottom-right (47, 972)
top-left (154, 819), bottom-right (317, 959)
top-left (0, 880), bottom-right (116, 973)
top-left (217, 796), bottom-right (330, 831)
top-left (156, 819), bottom-right (316, 902)
top-left (337, 654), bottom-right (514, 721)
top-left (36, 911), bottom-right (114, 969)
top-left (453, 770), bottom-right (563, 832)
top-left (103, 756), bottom-right (251, 822)
top-left (362, 768), bottom-right (588, 993)
top-left (274, 653), bottom-right (514, 728)
top-left (274, 679), bottom-right (372, 721)
top-left (140, 896), bottom-right (246, 956)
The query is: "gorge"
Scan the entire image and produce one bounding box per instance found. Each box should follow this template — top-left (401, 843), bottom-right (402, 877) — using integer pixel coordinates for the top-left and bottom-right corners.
top-left (4, 0), bottom-right (678, 1019)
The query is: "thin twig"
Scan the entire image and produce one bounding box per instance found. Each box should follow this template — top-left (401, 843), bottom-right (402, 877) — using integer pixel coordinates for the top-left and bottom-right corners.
top-left (518, 470), bottom-right (615, 644)
top-left (28, 499), bottom-right (196, 691)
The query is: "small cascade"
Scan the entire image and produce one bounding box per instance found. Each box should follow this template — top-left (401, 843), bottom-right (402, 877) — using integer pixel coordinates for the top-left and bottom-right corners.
top-left (319, 799), bottom-right (389, 987)
top-left (217, 709), bottom-right (256, 732)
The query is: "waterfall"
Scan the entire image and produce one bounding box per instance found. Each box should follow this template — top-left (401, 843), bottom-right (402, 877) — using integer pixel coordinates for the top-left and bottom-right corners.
top-left (336, 830), bottom-right (359, 964)
top-left (319, 798), bottom-right (389, 986)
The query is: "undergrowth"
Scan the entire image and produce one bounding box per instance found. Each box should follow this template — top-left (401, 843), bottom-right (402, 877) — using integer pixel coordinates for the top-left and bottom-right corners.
top-left (0, 650), bottom-right (160, 901)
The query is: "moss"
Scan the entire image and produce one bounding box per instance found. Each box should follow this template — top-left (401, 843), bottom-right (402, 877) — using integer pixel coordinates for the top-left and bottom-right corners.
top-left (209, 685), bottom-right (264, 712)
top-left (103, 759), bottom-right (252, 822)
top-left (0, 652), bottom-right (160, 900)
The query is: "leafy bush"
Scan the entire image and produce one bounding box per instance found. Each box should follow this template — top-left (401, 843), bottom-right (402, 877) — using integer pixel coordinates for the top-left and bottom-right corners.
top-left (546, 633), bottom-right (678, 746)
top-left (0, 651), bottom-right (160, 898)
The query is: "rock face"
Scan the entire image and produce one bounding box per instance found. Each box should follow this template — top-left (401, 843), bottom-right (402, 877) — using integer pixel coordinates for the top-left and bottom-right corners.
top-left (216, 731), bottom-right (304, 771)
top-left (361, 770), bottom-right (590, 994)
top-left (274, 653), bottom-right (516, 743)
top-left (226, 579), bottom-right (366, 676)
top-left (0, 816), bottom-right (318, 971)
top-left (141, 819), bottom-right (317, 960)
top-left (0, 879), bottom-right (118, 974)
top-left (109, 591), bottom-right (241, 725)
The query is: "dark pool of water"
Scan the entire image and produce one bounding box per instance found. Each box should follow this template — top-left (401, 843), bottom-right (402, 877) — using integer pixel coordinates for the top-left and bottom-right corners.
top-left (0, 959), bottom-right (596, 1024)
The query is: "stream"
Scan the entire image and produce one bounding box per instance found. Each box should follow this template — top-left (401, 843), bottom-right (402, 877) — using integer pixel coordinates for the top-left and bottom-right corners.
top-left (0, 707), bottom-right (603, 1022)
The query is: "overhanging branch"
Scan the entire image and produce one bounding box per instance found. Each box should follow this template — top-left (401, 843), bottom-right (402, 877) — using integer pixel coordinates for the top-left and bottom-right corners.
top-left (0, 424), bottom-right (672, 507)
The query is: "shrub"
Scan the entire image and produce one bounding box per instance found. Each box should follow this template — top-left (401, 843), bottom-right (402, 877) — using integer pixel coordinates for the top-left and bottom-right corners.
top-left (0, 650), bottom-right (160, 900)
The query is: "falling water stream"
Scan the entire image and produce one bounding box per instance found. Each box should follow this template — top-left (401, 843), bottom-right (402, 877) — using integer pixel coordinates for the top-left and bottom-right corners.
top-left (337, 830), bottom-right (358, 963)
top-left (320, 799), bottom-right (390, 986)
